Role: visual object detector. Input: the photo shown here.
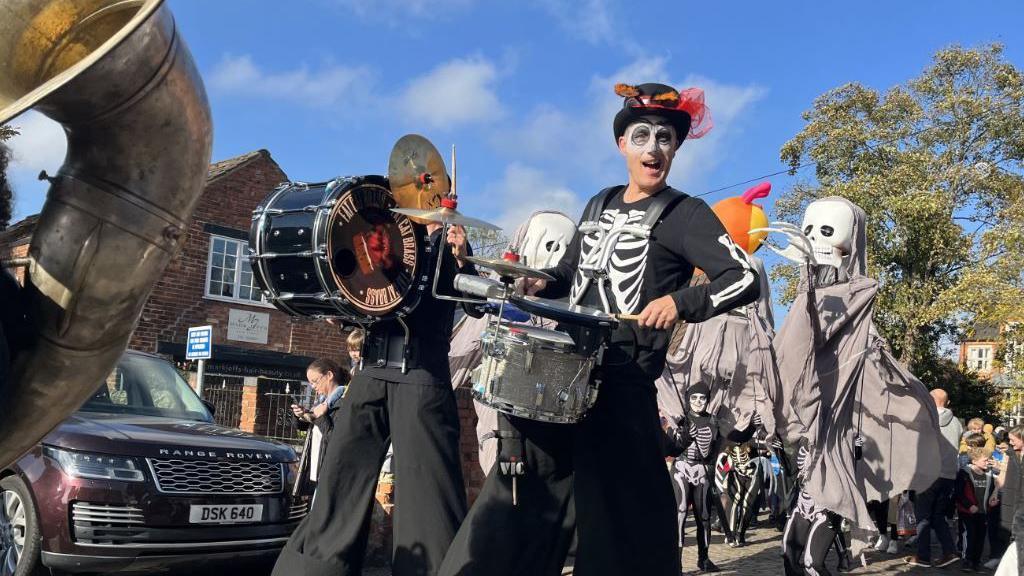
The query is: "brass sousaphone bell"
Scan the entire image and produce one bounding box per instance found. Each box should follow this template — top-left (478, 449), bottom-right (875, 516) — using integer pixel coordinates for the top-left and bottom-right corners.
top-left (0, 0), bottom-right (213, 467)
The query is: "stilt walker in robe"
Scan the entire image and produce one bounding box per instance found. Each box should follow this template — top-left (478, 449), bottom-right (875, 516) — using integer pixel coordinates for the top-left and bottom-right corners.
top-left (760, 196), bottom-right (942, 575)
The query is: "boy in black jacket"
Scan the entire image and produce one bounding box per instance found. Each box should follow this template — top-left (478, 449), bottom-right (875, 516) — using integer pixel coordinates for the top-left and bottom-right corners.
top-left (956, 447), bottom-right (995, 571)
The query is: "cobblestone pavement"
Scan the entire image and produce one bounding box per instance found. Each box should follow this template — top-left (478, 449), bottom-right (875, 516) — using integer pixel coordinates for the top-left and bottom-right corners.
top-left (682, 516), bottom-right (987, 575)
top-left (258, 515), bottom-right (1001, 576)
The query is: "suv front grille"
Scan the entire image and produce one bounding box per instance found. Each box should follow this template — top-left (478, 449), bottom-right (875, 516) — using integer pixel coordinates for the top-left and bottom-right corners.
top-left (288, 499), bottom-right (309, 520)
top-left (72, 503), bottom-right (145, 545)
top-left (147, 458), bottom-right (284, 495)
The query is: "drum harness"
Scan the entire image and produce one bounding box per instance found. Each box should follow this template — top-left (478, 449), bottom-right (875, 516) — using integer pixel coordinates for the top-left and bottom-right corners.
top-left (495, 185), bottom-right (685, 504)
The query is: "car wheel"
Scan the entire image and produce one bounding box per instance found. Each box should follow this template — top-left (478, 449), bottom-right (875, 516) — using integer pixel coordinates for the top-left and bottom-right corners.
top-left (0, 476), bottom-right (44, 576)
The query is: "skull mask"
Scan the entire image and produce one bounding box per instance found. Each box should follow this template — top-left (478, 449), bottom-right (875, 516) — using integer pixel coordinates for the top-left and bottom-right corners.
top-left (516, 212), bottom-right (577, 269)
top-left (688, 392), bottom-right (709, 415)
top-left (801, 199), bottom-right (855, 271)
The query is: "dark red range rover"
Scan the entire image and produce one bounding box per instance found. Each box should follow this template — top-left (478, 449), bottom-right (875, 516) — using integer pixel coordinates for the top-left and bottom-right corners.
top-left (0, 351), bottom-right (309, 575)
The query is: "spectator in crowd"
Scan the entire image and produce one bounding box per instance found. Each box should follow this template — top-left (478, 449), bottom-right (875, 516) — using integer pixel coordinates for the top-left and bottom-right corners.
top-left (291, 358), bottom-right (350, 490)
top-left (961, 418), bottom-right (986, 453)
top-left (870, 499), bottom-right (900, 554)
top-left (346, 329), bottom-right (364, 371)
top-left (994, 426), bottom-right (1024, 571)
top-left (907, 389), bottom-right (961, 567)
top-left (956, 447), bottom-right (996, 571)
top-left (985, 423), bottom-right (998, 450)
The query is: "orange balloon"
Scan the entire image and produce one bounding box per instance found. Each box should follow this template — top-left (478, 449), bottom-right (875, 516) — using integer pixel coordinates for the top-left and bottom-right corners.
top-left (711, 182), bottom-right (771, 254)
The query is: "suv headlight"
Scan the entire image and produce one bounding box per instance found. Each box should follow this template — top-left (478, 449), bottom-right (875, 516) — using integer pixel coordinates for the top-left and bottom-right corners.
top-left (44, 447), bottom-right (145, 482)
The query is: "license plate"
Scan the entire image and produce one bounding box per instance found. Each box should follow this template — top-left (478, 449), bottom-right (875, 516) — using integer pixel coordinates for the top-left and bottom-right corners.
top-left (188, 504), bottom-right (263, 524)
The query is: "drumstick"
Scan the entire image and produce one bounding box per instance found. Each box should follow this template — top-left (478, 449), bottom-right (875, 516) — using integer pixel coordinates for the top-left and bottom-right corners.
top-left (614, 314), bottom-right (680, 327)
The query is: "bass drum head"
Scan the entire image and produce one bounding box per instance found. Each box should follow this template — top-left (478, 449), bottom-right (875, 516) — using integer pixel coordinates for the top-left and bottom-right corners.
top-left (326, 176), bottom-right (427, 318)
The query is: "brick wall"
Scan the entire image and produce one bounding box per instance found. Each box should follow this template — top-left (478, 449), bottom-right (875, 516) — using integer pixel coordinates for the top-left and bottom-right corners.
top-left (455, 388), bottom-right (485, 505)
top-left (128, 151), bottom-right (347, 364)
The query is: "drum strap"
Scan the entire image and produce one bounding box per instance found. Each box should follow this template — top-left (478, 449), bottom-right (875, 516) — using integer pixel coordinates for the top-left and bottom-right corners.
top-left (581, 185), bottom-right (684, 229)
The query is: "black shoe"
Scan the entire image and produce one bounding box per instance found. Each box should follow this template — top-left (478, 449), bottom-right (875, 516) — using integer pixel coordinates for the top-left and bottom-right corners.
top-left (697, 558), bottom-right (720, 573)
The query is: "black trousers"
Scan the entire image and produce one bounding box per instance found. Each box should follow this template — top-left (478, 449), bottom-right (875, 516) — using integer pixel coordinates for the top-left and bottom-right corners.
top-left (273, 375), bottom-right (466, 576)
top-left (960, 513), bottom-right (986, 565)
top-left (868, 499), bottom-right (897, 540)
top-left (439, 383), bottom-right (679, 576)
top-left (782, 512), bottom-right (836, 576)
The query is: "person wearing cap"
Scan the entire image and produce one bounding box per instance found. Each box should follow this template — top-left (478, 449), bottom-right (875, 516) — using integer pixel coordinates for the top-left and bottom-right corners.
top-left (439, 82), bottom-right (759, 576)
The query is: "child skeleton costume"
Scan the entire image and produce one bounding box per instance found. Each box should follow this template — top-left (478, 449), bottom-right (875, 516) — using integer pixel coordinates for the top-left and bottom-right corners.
top-left (765, 196), bottom-right (942, 572)
top-left (664, 382), bottom-right (720, 571)
top-left (440, 83), bottom-right (759, 576)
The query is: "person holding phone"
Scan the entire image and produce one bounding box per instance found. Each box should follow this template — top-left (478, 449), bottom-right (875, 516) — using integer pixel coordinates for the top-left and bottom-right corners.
top-left (291, 359), bottom-right (350, 490)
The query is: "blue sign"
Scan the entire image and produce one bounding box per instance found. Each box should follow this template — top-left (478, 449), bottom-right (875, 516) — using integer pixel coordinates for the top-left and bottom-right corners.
top-left (186, 325), bottom-right (213, 360)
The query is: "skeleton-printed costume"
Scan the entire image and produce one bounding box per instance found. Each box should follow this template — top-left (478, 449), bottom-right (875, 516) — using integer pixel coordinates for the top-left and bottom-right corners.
top-left (441, 83), bottom-right (759, 576)
top-left (783, 443), bottom-right (845, 575)
top-left (447, 211), bottom-right (576, 474)
top-left (714, 417), bottom-right (772, 547)
top-left (665, 382), bottom-right (721, 571)
top-left (770, 196), bottom-right (942, 563)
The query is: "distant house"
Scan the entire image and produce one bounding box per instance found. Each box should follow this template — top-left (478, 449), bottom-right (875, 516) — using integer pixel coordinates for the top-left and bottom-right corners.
top-left (960, 322), bottom-right (1024, 426)
top-left (959, 323), bottom-right (1000, 376)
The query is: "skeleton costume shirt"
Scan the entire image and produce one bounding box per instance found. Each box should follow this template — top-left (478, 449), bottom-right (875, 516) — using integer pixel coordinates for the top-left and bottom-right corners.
top-left (540, 187), bottom-right (759, 384)
top-left (666, 385), bottom-right (719, 567)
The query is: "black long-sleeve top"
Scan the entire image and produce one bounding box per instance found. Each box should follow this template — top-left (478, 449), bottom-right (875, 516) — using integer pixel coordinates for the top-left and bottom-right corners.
top-left (539, 186), bottom-right (760, 384)
top-left (359, 226), bottom-right (480, 385)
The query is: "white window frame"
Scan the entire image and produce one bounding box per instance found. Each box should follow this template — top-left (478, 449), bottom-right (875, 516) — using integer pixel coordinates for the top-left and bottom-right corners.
top-left (966, 345), bottom-right (992, 371)
top-left (204, 234), bottom-right (274, 309)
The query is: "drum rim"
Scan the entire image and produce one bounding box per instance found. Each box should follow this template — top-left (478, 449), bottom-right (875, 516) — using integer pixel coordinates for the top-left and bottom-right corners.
top-left (324, 178), bottom-right (423, 317)
top-left (251, 182), bottom-right (304, 317)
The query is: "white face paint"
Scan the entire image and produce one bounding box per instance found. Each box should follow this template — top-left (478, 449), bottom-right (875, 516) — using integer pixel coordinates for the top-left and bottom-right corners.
top-left (518, 213), bottom-right (577, 269)
top-left (801, 199), bottom-right (855, 270)
top-left (625, 118), bottom-right (678, 157)
top-left (621, 116), bottom-right (677, 191)
top-left (689, 392), bottom-right (708, 414)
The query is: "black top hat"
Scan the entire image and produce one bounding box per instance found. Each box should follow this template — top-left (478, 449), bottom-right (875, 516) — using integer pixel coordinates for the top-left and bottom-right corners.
top-left (612, 82), bottom-right (713, 147)
top-left (688, 381), bottom-right (711, 398)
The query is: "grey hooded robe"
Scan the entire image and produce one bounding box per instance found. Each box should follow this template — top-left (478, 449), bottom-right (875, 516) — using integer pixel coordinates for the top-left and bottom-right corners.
top-left (773, 196), bottom-right (941, 557)
top-left (655, 256), bottom-right (781, 440)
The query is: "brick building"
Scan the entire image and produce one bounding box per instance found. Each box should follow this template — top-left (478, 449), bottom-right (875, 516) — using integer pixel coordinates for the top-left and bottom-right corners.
top-left (1, 149), bottom-right (488, 551)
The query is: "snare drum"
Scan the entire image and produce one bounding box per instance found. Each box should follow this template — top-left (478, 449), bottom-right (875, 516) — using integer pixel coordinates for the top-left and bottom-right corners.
top-left (472, 323), bottom-right (598, 423)
top-left (249, 175), bottom-right (430, 321)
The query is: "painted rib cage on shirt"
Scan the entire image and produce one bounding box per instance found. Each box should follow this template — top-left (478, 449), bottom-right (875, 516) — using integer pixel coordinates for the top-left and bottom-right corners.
top-left (571, 208), bottom-right (650, 314)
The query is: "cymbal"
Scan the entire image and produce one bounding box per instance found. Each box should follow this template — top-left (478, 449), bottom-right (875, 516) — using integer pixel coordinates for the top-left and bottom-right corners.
top-left (388, 134), bottom-right (449, 223)
top-left (463, 255), bottom-right (554, 280)
top-left (391, 207), bottom-right (501, 231)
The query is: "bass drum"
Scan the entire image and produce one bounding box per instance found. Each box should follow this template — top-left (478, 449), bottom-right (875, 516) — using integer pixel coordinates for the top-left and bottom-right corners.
top-left (249, 175), bottom-right (430, 321)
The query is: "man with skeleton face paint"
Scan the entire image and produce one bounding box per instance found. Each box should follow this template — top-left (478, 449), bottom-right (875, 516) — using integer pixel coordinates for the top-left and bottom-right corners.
top-left (441, 83), bottom-right (759, 576)
top-left (664, 381), bottom-right (720, 571)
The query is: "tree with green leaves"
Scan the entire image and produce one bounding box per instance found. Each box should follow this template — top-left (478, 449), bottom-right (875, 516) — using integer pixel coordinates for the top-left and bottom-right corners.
top-left (0, 124), bottom-right (17, 231)
top-left (774, 44), bottom-right (1024, 386)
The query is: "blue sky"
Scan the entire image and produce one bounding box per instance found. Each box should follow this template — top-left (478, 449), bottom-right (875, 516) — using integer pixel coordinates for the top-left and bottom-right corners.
top-left (6, 0), bottom-right (1023, 314)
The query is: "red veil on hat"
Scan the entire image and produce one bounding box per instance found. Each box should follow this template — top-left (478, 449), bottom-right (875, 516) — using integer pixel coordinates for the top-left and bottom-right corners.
top-left (613, 82), bottom-right (713, 143)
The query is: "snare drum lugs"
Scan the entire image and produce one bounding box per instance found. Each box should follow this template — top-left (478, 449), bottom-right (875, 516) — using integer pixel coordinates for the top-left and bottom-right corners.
top-left (249, 175), bottom-right (430, 321)
top-left (472, 323), bottom-right (598, 423)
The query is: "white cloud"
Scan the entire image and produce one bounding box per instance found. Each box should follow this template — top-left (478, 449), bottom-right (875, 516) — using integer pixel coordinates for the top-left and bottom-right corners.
top-left (6, 111), bottom-right (66, 174)
top-left (398, 57), bottom-right (503, 128)
top-left (485, 163), bottom-right (584, 232)
top-left (209, 54), bottom-right (375, 107)
top-left (5, 111), bottom-right (67, 219)
top-left (495, 57), bottom-right (766, 194)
